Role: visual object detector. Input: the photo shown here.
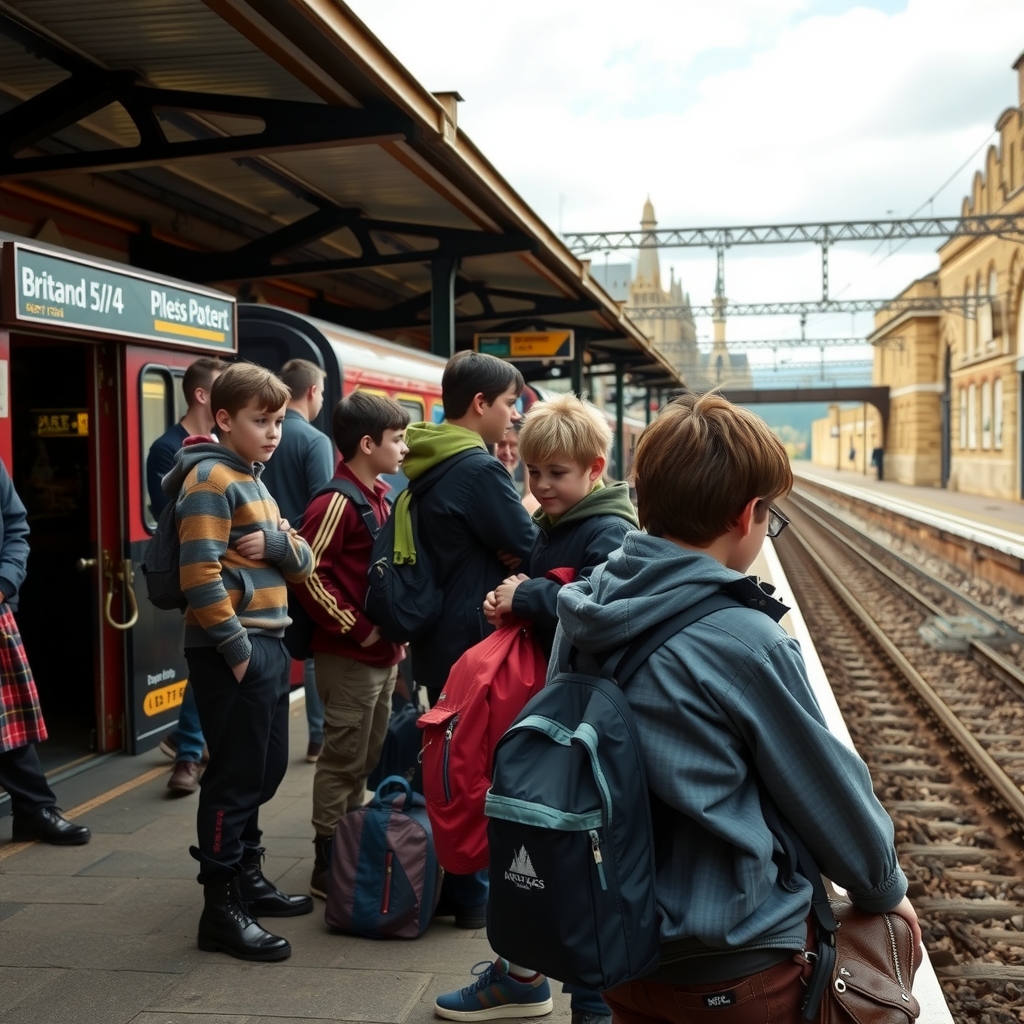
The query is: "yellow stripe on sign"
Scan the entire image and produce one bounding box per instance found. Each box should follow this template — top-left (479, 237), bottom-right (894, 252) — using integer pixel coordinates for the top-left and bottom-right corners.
top-left (154, 319), bottom-right (226, 343)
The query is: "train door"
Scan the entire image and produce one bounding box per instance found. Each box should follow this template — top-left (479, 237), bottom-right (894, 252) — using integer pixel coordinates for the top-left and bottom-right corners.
top-left (9, 337), bottom-right (127, 768)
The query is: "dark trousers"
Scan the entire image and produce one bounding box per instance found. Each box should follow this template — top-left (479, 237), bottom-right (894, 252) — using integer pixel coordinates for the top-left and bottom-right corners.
top-left (0, 742), bottom-right (56, 817)
top-left (185, 635), bottom-right (290, 884)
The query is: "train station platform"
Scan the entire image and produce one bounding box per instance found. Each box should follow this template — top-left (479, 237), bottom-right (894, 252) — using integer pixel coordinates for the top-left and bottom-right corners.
top-left (793, 463), bottom-right (1023, 539)
top-left (1, 554), bottom-right (952, 1024)
top-left (0, 695), bottom-right (512, 1024)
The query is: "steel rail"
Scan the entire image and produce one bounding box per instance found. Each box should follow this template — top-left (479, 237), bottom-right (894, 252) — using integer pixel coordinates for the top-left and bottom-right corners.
top-left (777, 516), bottom-right (1024, 826)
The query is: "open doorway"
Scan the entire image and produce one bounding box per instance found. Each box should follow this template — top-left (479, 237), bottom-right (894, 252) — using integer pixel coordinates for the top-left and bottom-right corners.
top-left (9, 340), bottom-right (97, 770)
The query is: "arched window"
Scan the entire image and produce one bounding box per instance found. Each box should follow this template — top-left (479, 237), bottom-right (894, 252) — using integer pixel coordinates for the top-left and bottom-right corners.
top-left (959, 387), bottom-right (967, 448)
top-left (976, 271), bottom-right (986, 353)
top-left (968, 383), bottom-right (977, 449)
top-left (988, 266), bottom-right (1000, 348)
top-left (994, 376), bottom-right (1004, 449)
top-left (965, 278), bottom-right (975, 357)
top-left (981, 380), bottom-right (992, 449)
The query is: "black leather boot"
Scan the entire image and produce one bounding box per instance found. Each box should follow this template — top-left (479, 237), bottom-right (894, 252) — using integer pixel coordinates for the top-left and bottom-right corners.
top-left (239, 847), bottom-right (314, 917)
top-left (197, 876), bottom-right (291, 961)
top-left (310, 834), bottom-right (332, 900)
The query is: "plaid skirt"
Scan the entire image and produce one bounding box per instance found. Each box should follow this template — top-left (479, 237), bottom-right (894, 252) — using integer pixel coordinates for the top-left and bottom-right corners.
top-left (0, 603), bottom-right (47, 752)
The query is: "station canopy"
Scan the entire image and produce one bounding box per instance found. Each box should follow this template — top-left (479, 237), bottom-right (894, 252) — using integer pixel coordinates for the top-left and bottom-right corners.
top-left (0, 0), bottom-right (681, 390)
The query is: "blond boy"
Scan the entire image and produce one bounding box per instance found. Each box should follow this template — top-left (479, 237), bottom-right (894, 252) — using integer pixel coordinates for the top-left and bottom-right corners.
top-left (441, 394), bottom-right (637, 1024)
top-left (162, 362), bottom-right (314, 962)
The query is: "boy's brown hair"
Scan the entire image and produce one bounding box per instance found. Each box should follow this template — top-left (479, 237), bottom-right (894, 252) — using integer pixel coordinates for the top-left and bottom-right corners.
top-left (279, 358), bottom-right (326, 400)
top-left (332, 390), bottom-right (410, 462)
top-left (182, 357), bottom-right (227, 408)
top-left (442, 350), bottom-right (524, 419)
top-left (633, 391), bottom-right (792, 546)
top-left (210, 362), bottom-right (290, 419)
top-left (518, 393), bottom-right (612, 468)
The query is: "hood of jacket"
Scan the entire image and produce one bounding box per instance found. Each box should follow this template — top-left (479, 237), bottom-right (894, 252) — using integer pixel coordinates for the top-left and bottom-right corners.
top-left (402, 422), bottom-right (486, 481)
top-left (532, 479), bottom-right (638, 534)
top-left (556, 530), bottom-right (787, 654)
top-left (161, 436), bottom-right (260, 496)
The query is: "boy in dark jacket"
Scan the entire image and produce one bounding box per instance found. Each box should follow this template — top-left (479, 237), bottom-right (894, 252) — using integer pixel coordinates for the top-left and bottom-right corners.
top-left (402, 351), bottom-right (535, 930)
top-left (294, 391), bottom-right (410, 898)
top-left (440, 394), bottom-right (636, 1024)
top-left (167, 363), bottom-right (314, 962)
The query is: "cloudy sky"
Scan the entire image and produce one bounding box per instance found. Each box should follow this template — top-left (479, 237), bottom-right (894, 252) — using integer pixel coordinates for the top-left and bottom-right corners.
top-left (348, 0), bottom-right (1024, 367)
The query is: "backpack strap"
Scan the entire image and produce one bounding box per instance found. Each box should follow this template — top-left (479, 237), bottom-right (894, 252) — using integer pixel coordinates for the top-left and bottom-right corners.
top-left (605, 592), bottom-right (743, 687)
top-left (313, 479), bottom-right (381, 540)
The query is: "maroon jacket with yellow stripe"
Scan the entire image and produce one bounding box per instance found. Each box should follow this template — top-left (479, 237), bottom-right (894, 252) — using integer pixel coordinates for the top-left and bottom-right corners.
top-left (294, 462), bottom-right (404, 668)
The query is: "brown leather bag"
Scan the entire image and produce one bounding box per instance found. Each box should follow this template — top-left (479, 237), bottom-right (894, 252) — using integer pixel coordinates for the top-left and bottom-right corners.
top-left (820, 899), bottom-right (921, 1023)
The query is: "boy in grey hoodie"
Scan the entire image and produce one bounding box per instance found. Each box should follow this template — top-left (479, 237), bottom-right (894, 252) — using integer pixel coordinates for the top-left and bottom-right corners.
top-left (552, 392), bottom-right (920, 1024)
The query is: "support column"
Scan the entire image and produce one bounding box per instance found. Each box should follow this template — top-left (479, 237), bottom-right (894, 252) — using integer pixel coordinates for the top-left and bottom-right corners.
top-left (645, 387), bottom-right (652, 425)
top-left (615, 364), bottom-right (625, 481)
top-left (570, 338), bottom-right (584, 395)
top-left (430, 257), bottom-right (459, 359)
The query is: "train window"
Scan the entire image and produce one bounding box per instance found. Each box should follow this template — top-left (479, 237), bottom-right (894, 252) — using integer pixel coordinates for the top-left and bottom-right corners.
top-left (141, 367), bottom-right (176, 531)
top-left (431, 403), bottom-right (445, 424)
top-left (398, 398), bottom-right (424, 423)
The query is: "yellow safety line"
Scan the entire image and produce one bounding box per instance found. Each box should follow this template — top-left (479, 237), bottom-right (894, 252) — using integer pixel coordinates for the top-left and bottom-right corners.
top-left (0, 765), bottom-right (169, 862)
top-left (153, 319), bottom-right (225, 343)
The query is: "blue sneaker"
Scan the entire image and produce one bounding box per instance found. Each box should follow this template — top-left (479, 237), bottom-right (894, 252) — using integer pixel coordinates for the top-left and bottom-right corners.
top-left (434, 959), bottom-right (553, 1021)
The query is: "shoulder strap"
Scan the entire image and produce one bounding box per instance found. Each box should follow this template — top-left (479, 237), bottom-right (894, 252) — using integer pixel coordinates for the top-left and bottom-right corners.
top-left (313, 478), bottom-right (381, 540)
top-left (607, 592), bottom-right (743, 686)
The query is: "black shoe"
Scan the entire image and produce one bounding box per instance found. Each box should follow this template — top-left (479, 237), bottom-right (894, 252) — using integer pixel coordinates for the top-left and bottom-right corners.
top-left (239, 851), bottom-right (313, 917)
top-left (454, 902), bottom-right (487, 930)
top-left (198, 877), bottom-right (291, 961)
top-left (11, 806), bottom-right (91, 846)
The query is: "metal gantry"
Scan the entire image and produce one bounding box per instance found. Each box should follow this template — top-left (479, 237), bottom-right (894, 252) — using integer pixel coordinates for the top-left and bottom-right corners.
top-left (630, 295), bottom-right (972, 319)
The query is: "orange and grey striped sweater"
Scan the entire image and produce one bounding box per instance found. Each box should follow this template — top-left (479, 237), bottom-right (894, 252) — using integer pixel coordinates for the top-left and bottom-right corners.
top-left (162, 438), bottom-right (313, 667)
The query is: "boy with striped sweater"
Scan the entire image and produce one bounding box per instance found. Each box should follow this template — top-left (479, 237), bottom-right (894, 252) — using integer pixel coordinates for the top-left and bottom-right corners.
top-left (162, 363), bottom-right (314, 962)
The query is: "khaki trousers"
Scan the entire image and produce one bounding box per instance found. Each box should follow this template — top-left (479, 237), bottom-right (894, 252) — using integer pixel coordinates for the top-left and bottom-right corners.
top-left (311, 652), bottom-right (397, 836)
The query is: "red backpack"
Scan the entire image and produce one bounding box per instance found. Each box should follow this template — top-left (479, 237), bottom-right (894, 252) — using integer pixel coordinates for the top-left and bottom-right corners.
top-left (418, 622), bottom-right (548, 874)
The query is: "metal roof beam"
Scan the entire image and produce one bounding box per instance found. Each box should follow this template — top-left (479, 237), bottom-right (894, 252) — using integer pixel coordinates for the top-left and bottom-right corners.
top-left (311, 292), bottom-right (594, 331)
top-left (131, 207), bottom-right (534, 281)
top-left (565, 215), bottom-right (1024, 252)
top-left (0, 79), bottom-right (415, 178)
top-left (631, 296), bottom-right (969, 318)
top-left (0, 10), bottom-right (98, 76)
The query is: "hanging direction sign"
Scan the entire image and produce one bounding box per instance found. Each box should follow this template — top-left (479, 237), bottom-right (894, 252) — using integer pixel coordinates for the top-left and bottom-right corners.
top-left (474, 330), bottom-right (574, 362)
top-left (2, 241), bottom-right (236, 352)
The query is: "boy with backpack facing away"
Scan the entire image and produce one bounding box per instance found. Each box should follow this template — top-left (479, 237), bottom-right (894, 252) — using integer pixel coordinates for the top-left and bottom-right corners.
top-left (163, 362), bottom-right (315, 962)
top-left (403, 350), bottom-right (535, 926)
top-left (549, 392), bottom-right (920, 1024)
top-left (435, 394), bottom-right (638, 1024)
top-left (292, 391), bottom-right (410, 898)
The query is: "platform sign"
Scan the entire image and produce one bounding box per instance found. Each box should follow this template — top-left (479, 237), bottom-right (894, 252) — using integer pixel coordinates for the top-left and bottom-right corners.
top-left (3, 241), bottom-right (236, 352)
top-left (474, 330), bottom-right (574, 362)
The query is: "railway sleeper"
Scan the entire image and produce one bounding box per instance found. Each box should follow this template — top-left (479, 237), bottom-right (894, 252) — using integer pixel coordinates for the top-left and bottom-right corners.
top-left (899, 844), bottom-right (1002, 862)
top-left (912, 898), bottom-right (1021, 920)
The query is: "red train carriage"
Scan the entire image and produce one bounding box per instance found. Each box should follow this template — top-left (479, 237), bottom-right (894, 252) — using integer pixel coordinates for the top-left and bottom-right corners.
top-left (0, 237), bottom-right (449, 769)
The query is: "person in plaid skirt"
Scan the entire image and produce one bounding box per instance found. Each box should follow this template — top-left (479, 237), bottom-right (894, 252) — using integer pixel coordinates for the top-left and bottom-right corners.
top-left (0, 459), bottom-right (90, 845)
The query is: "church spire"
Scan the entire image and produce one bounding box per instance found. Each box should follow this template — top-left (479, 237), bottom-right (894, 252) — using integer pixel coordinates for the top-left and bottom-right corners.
top-left (636, 196), bottom-right (661, 290)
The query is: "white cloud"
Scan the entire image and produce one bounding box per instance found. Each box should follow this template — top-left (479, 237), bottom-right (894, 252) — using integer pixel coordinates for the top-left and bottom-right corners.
top-left (350, 0), bottom-right (1024, 338)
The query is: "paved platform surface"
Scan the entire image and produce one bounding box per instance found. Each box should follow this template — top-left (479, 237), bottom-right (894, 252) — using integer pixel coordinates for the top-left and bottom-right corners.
top-left (0, 698), bottom-right (570, 1024)
top-left (794, 463), bottom-right (1024, 536)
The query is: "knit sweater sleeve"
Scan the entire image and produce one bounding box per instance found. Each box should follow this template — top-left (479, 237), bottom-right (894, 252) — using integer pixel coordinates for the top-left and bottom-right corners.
top-left (177, 470), bottom-right (251, 666)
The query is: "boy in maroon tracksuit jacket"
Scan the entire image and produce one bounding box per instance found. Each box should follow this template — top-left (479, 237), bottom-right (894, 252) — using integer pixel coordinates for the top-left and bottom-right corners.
top-left (294, 391), bottom-right (410, 897)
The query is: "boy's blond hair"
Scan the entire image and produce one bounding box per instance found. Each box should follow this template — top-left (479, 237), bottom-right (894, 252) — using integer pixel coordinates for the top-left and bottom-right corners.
top-left (518, 393), bottom-right (612, 468)
top-left (633, 391), bottom-right (792, 545)
top-left (211, 362), bottom-right (290, 418)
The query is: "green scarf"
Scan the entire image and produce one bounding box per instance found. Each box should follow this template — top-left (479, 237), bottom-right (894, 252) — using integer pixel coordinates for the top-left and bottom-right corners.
top-left (392, 422), bottom-right (487, 564)
top-left (532, 479), bottom-right (639, 533)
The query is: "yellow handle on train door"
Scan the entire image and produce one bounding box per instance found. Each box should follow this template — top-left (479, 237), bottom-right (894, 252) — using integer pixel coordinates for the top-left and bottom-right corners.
top-left (103, 555), bottom-right (139, 631)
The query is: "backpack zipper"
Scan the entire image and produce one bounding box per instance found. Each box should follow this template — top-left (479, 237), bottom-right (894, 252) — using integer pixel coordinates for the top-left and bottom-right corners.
top-left (442, 716), bottom-right (458, 803)
top-left (589, 830), bottom-right (608, 891)
top-left (381, 851), bottom-right (393, 914)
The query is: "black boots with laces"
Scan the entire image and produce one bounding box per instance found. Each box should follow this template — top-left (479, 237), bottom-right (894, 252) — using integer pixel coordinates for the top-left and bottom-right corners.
top-left (197, 876), bottom-right (292, 961)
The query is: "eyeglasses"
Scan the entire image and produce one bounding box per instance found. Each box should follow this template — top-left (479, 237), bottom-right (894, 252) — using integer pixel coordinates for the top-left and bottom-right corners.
top-left (767, 505), bottom-right (789, 539)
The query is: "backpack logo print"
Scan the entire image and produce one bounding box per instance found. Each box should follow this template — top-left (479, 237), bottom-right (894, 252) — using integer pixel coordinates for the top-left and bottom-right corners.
top-left (506, 845), bottom-right (545, 890)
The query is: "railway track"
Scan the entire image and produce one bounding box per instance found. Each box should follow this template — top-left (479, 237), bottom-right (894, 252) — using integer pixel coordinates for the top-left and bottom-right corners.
top-left (773, 496), bottom-right (1024, 1022)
